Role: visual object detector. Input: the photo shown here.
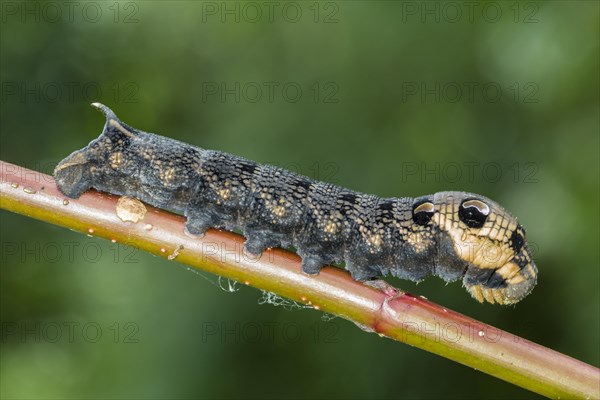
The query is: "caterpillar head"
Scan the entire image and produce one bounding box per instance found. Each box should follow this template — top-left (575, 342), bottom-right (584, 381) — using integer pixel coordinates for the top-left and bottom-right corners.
top-left (54, 103), bottom-right (139, 198)
top-left (430, 192), bottom-right (538, 305)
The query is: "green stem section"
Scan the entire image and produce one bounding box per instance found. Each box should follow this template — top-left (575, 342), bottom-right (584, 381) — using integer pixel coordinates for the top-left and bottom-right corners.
top-left (1, 160), bottom-right (598, 399)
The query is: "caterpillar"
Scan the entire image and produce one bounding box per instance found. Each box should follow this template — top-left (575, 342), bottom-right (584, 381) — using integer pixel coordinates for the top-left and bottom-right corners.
top-left (54, 103), bottom-right (537, 305)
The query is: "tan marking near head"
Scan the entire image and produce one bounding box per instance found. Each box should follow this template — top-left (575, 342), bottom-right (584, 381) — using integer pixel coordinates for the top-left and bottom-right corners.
top-left (109, 119), bottom-right (136, 138)
top-left (438, 204), bottom-right (446, 226)
top-left (438, 217), bottom-right (512, 269)
top-left (477, 240), bottom-right (506, 266)
top-left (489, 227), bottom-right (499, 240)
top-left (478, 225), bottom-right (492, 237)
top-left (495, 261), bottom-right (522, 281)
top-left (500, 261), bottom-right (533, 286)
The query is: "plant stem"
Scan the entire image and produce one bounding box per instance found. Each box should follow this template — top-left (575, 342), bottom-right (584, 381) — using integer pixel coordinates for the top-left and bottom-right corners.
top-left (1, 160), bottom-right (598, 399)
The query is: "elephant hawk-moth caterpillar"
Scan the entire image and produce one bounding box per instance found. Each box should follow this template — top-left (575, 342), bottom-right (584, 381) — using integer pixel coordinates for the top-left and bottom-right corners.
top-left (54, 103), bottom-right (538, 305)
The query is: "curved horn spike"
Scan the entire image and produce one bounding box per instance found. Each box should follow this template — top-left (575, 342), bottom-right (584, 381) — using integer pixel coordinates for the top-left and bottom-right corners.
top-left (91, 103), bottom-right (136, 139)
top-left (91, 102), bottom-right (119, 122)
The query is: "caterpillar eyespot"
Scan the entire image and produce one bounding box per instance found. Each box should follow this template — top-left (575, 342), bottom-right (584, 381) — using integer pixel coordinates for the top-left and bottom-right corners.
top-left (459, 199), bottom-right (490, 228)
top-left (412, 201), bottom-right (435, 226)
top-left (54, 103), bottom-right (538, 305)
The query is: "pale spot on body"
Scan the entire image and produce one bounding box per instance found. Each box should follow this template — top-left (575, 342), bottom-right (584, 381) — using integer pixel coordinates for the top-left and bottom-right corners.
top-left (406, 232), bottom-right (428, 253)
top-left (218, 188), bottom-right (230, 200)
top-left (368, 234), bottom-right (382, 248)
top-left (160, 167), bottom-right (176, 185)
top-left (273, 205), bottom-right (286, 218)
top-left (110, 152), bottom-right (123, 169)
top-left (324, 221), bottom-right (338, 234)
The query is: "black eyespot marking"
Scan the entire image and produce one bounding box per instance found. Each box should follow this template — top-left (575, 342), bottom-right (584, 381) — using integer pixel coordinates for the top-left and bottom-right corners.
top-left (459, 199), bottom-right (489, 228)
top-left (412, 201), bottom-right (434, 226)
top-left (295, 178), bottom-right (312, 191)
top-left (510, 228), bottom-right (525, 253)
top-left (379, 201), bottom-right (395, 212)
top-left (239, 162), bottom-right (256, 175)
top-left (340, 193), bottom-right (358, 203)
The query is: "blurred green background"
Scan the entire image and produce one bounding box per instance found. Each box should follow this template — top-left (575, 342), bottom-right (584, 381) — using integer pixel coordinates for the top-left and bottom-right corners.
top-left (1, 1), bottom-right (598, 399)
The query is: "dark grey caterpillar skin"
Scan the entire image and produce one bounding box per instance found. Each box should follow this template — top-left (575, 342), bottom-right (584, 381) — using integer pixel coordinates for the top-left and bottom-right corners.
top-left (54, 103), bottom-right (538, 305)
